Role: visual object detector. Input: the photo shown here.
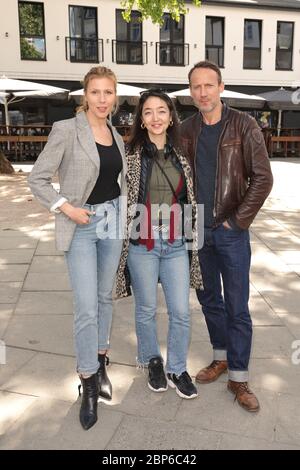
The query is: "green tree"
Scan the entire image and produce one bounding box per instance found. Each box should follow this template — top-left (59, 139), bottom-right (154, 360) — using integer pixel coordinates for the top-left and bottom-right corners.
top-left (121, 0), bottom-right (201, 24)
top-left (19, 3), bottom-right (44, 36)
top-left (20, 38), bottom-right (44, 60)
top-left (19, 2), bottom-right (45, 59)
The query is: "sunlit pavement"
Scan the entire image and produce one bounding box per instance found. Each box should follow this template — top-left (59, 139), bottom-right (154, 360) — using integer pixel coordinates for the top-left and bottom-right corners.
top-left (0, 158), bottom-right (300, 450)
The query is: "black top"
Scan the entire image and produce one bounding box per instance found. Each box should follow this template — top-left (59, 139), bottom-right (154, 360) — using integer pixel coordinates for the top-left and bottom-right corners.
top-left (86, 137), bottom-right (123, 205)
top-left (196, 120), bottom-right (223, 228)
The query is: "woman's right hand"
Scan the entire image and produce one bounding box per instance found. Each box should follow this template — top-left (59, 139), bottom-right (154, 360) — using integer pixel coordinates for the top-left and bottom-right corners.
top-left (59, 202), bottom-right (94, 224)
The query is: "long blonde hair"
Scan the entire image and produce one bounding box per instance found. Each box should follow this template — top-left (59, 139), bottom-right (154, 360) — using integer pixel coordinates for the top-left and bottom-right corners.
top-left (77, 66), bottom-right (118, 114)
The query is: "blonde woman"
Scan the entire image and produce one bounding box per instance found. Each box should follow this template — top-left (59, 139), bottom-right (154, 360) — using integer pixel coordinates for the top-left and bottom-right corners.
top-left (28, 66), bottom-right (127, 430)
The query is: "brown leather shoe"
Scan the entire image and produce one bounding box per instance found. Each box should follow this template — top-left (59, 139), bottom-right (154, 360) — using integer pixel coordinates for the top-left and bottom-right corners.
top-left (196, 360), bottom-right (228, 384)
top-left (227, 380), bottom-right (260, 412)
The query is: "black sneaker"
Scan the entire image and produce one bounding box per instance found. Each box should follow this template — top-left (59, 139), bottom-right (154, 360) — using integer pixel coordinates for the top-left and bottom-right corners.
top-left (167, 371), bottom-right (198, 399)
top-left (148, 356), bottom-right (168, 392)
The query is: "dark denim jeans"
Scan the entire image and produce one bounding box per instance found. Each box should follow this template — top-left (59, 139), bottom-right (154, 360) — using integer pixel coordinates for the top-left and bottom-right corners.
top-left (196, 224), bottom-right (252, 382)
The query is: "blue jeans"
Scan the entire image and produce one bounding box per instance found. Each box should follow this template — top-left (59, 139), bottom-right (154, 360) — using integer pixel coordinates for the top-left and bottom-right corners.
top-left (65, 198), bottom-right (123, 375)
top-left (127, 235), bottom-right (190, 375)
top-left (196, 224), bottom-right (252, 382)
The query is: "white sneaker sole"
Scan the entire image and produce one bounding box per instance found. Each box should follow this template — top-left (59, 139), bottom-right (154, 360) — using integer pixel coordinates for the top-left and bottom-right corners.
top-left (148, 382), bottom-right (168, 393)
top-left (167, 378), bottom-right (198, 399)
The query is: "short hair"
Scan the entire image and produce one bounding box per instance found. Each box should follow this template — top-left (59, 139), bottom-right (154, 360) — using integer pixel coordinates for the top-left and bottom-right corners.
top-left (188, 60), bottom-right (222, 85)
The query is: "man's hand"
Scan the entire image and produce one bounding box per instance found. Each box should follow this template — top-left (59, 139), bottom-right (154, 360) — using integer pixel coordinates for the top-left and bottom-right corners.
top-left (59, 202), bottom-right (94, 225)
top-left (222, 220), bottom-right (231, 230)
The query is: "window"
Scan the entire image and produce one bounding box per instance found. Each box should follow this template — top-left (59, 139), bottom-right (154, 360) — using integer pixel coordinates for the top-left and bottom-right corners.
top-left (115, 10), bottom-right (143, 64)
top-left (205, 17), bottom-right (224, 67)
top-left (243, 19), bottom-right (262, 69)
top-left (276, 21), bottom-right (294, 70)
top-left (68, 6), bottom-right (99, 62)
top-left (18, 1), bottom-right (46, 60)
top-left (158, 13), bottom-right (186, 66)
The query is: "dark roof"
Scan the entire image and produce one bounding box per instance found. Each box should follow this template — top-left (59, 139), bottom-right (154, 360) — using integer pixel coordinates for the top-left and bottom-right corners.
top-left (198, 0), bottom-right (300, 10)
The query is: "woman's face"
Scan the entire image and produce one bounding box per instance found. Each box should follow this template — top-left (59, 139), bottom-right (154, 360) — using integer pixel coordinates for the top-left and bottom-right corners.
top-left (85, 77), bottom-right (116, 120)
top-left (141, 96), bottom-right (172, 140)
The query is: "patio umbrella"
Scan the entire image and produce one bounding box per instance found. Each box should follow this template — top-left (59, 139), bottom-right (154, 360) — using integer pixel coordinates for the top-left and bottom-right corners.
top-left (258, 87), bottom-right (300, 136)
top-left (169, 88), bottom-right (266, 109)
top-left (0, 76), bottom-right (69, 128)
top-left (69, 83), bottom-right (146, 105)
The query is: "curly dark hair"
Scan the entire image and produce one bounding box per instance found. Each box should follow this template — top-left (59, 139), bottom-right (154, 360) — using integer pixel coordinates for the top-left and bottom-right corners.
top-left (128, 88), bottom-right (180, 151)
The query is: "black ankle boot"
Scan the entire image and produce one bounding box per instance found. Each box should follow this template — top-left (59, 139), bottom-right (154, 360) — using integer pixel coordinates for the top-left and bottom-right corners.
top-left (78, 373), bottom-right (99, 430)
top-left (98, 354), bottom-right (112, 400)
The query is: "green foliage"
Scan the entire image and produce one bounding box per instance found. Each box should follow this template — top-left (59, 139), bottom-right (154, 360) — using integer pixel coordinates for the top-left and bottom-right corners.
top-left (20, 38), bottom-right (44, 60)
top-left (121, 0), bottom-right (201, 24)
top-left (19, 2), bottom-right (44, 35)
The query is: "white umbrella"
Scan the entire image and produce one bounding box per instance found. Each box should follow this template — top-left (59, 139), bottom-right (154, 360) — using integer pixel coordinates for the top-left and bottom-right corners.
top-left (0, 75), bottom-right (69, 127)
top-left (169, 88), bottom-right (266, 109)
top-left (0, 92), bottom-right (10, 129)
top-left (70, 83), bottom-right (146, 105)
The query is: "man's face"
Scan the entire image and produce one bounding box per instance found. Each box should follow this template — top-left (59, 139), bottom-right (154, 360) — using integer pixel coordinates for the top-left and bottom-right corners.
top-left (189, 67), bottom-right (224, 114)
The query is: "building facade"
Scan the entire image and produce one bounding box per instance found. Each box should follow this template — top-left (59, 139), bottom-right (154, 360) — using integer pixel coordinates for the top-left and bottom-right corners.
top-left (1, 0), bottom-right (300, 124)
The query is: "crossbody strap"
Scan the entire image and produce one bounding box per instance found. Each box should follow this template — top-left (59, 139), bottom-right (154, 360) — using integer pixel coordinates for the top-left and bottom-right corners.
top-left (154, 158), bottom-right (179, 203)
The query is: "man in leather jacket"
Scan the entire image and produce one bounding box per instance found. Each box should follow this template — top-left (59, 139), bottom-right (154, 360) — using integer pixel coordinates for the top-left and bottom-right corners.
top-left (180, 60), bottom-right (273, 412)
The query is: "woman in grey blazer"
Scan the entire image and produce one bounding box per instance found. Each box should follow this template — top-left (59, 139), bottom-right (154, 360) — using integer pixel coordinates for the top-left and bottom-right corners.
top-left (28, 66), bottom-right (127, 430)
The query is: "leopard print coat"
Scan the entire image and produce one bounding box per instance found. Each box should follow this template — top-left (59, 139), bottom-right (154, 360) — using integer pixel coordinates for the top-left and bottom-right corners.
top-left (115, 146), bottom-right (203, 298)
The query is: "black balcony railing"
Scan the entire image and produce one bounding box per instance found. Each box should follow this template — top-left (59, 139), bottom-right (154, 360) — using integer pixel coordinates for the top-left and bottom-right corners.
top-left (65, 37), bottom-right (104, 63)
top-left (205, 46), bottom-right (224, 68)
top-left (112, 40), bottom-right (148, 65)
top-left (156, 42), bottom-right (189, 66)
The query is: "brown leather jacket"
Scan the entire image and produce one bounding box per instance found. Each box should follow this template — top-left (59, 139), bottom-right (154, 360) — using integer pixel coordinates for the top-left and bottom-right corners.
top-left (180, 105), bottom-right (273, 229)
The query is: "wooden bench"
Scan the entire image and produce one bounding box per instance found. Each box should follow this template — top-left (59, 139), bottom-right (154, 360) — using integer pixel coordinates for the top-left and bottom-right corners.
top-left (270, 136), bottom-right (300, 158)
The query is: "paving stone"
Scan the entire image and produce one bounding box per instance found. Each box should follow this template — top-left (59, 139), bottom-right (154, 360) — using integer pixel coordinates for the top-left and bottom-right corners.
top-left (1, 352), bottom-right (77, 402)
top-left (29, 256), bottom-right (67, 273)
top-left (0, 346), bottom-right (37, 387)
top-left (277, 313), bottom-right (300, 339)
top-left (4, 314), bottom-right (74, 356)
top-left (35, 240), bottom-right (63, 256)
top-left (0, 264), bottom-right (28, 282)
top-left (275, 393), bottom-right (300, 446)
top-left (250, 271), bottom-right (300, 292)
top-left (250, 357), bottom-right (300, 395)
top-left (219, 433), bottom-right (300, 450)
top-left (0, 397), bottom-right (124, 450)
top-left (276, 250), bottom-right (300, 265)
top-left (108, 364), bottom-right (181, 421)
top-left (0, 282), bottom-right (22, 303)
top-left (250, 245), bottom-right (290, 273)
top-left (0, 391), bottom-right (36, 437)
top-left (23, 272), bottom-right (71, 291)
top-left (107, 415), bottom-right (222, 450)
top-left (15, 291), bottom-right (73, 315)
top-left (249, 293), bottom-right (282, 326)
top-left (0, 238), bottom-right (38, 250)
top-left (0, 249), bottom-right (34, 264)
top-left (176, 382), bottom-right (277, 442)
top-left (0, 305), bottom-right (14, 337)
top-left (252, 326), bottom-right (295, 358)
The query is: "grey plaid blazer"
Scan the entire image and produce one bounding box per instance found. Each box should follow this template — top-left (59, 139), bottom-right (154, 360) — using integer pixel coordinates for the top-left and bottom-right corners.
top-left (28, 111), bottom-right (127, 251)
